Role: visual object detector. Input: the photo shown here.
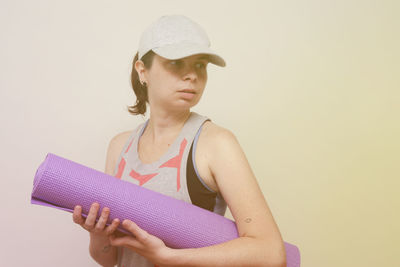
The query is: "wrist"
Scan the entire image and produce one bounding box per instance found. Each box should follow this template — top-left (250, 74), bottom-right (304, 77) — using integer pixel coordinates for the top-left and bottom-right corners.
top-left (90, 232), bottom-right (109, 241)
top-left (89, 233), bottom-right (111, 250)
top-left (159, 247), bottom-right (180, 267)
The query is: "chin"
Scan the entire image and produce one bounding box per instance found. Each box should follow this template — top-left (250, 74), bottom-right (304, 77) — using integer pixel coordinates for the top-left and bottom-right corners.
top-left (173, 100), bottom-right (199, 111)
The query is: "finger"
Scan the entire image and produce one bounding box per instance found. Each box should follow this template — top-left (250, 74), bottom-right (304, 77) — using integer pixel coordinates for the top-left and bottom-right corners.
top-left (121, 220), bottom-right (149, 244)
top-left (93, 207), bottom-right (110, 233)
top-left (83, 202), bottom-right (100, 230)
top-left (72, 205), bottom-right (84, 225)
top-left (105, 218), bottom-right (120, 236)
top-left (109, 233), bottom-right (144, 250)
top-left (113, 228), bottom-right (127, 238)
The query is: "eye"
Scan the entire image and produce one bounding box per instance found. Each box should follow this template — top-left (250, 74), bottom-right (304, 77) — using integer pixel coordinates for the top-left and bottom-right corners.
top-left (169, 60), bottom-right (182, 66)
top-left (195, 62), bottom-right (207, 69)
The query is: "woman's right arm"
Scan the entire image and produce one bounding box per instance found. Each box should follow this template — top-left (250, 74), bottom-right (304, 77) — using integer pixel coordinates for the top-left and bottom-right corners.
top-left (74, 131), bottom-right (132, 267)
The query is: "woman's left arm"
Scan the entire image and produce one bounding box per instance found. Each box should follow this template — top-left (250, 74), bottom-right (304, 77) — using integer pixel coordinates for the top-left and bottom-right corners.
top-left (109, 127), bottom-right (286, 267)
top-left (165, 128), bottom-right (286, 267)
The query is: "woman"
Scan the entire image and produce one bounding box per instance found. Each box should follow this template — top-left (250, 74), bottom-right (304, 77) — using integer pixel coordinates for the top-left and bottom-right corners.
top-left (72, 15), bottom-right (286, 267)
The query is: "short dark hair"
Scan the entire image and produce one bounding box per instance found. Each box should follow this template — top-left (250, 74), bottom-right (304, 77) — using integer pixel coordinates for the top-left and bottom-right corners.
top-left (127, 50), bottom-right (156, 116)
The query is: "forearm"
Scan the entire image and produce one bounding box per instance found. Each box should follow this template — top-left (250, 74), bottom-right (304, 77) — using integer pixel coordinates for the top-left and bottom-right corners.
top-left (163, 236), bottom-right (286, 267)
top-left (89, 233), bottom-right (118, 267)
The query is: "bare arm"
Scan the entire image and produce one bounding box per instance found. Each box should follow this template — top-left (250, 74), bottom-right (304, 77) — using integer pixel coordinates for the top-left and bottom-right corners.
top-left (163, 126), bottom-right (286, 266)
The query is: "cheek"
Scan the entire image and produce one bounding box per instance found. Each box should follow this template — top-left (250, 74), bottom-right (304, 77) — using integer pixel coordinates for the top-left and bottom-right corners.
top-left (199, 72), bottom-right (208, 87)
top-left (201, 70), bottom-right (208, 82)
top-left (148, 70), bottom-right (172, 89)
top-left (155, 70), bottom-right (180, 87)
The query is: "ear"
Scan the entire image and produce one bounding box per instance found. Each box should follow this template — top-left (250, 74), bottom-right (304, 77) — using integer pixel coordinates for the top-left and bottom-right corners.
top-left (135, 60), bottom-right (146, 82)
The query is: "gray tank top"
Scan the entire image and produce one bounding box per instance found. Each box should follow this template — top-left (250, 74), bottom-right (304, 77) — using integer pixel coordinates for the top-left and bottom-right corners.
top-left (112, 112), bottom-right (227, 267)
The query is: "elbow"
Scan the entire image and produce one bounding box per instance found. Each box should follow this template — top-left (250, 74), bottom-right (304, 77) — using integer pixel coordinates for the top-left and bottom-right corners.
top-left (257, 257), bottom-right (286, 267)
top-left (264, 256), bottom-right (286, 267)
top-left (273, 246), bottom-right (287, 267)
top-left (244, 235), bottom-right (287, 267)
top-left (273, 243), bottom-right (287, 267)
top-left (275, 258), bottom-right (287, 267)
top-left (263, 255), bottom-right (286, 267)
top-left (259, 240), bottom-right (287, 267)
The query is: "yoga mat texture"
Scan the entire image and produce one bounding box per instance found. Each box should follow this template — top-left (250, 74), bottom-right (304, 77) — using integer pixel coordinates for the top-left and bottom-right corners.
top-left (31, 153), bottom-right (300, 266)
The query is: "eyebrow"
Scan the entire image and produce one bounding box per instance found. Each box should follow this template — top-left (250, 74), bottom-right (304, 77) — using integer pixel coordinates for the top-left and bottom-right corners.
top-left (196, 55), bottom-right (210, 61)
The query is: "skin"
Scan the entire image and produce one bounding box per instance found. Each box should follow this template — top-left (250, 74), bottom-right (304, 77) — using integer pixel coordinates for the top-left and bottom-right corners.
top-left (72, 53), bottom-right (286, 266)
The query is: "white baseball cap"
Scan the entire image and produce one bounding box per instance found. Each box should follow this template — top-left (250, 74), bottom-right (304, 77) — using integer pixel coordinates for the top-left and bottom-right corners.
top-left (138, 15), bottom-right (226, 67)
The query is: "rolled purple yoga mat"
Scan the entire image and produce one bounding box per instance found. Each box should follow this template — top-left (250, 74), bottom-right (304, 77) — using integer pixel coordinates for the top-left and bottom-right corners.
top-left (31, 153), bottom-right (300, 266)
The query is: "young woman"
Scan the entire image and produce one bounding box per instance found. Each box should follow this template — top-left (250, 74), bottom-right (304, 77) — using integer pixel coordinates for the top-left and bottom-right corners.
top-left (72, 15), bottom-right (286, 267)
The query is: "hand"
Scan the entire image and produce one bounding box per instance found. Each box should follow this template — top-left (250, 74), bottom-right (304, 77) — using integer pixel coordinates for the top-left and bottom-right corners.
top-left (73, 202), bottom-right (121, 239)
top-left (109, 219), bottom-right (173, 266)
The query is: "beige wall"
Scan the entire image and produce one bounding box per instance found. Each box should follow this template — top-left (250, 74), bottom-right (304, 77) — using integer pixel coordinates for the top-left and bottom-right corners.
top-left (1, 0), bottom-right (398, 266)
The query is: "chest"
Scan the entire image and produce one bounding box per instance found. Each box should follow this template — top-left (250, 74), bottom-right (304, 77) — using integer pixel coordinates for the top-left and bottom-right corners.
top-left (137, 137), bottom-right (172, 164)
top-left (137, 134), bottom-right (219, 193)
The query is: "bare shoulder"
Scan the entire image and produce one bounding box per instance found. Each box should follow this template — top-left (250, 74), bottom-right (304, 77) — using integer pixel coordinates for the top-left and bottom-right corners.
top-left (200, 121), bottom-right (236, 141)
top-left (104, 130), bottom-right (133, 175)
top-left (195, 121), bottom-right (241, 191)
top-left (199, 121), bottom-right (239, 150)
top-left (109, 130), bottom-right (132, 147)
top-left (197, 120), bottom-right (254, 188)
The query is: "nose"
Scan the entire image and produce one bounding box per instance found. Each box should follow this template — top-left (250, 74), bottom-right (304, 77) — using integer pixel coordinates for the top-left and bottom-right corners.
top-left (182, 65), bottom-right (198, 82)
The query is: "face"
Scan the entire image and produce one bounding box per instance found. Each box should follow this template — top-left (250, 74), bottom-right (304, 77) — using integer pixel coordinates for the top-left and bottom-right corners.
top-left (135, 53), bottom-right (209, 112)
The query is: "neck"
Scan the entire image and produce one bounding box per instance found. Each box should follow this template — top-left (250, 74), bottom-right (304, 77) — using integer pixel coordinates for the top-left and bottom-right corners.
top-left (144, 109), bottom-right (191, 143)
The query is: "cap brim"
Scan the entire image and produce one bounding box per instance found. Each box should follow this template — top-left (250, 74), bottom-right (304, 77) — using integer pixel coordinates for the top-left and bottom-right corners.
top-left (152, 43), bottom-right (226, 67)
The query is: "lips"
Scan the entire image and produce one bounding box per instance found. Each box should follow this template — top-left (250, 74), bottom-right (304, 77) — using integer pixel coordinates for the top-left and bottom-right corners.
top-left (178, 89), bottom-right (196, 94)
top-left (178, 89), bottom-right (197, 100)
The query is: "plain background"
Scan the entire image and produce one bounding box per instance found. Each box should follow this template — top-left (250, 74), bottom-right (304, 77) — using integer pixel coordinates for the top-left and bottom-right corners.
top-left (1, 0), bottom-right (399, 266)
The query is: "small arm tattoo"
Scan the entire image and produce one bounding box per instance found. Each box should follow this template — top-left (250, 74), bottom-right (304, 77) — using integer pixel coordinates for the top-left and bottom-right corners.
top-left (245, 218), bottom-right (252, 223)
